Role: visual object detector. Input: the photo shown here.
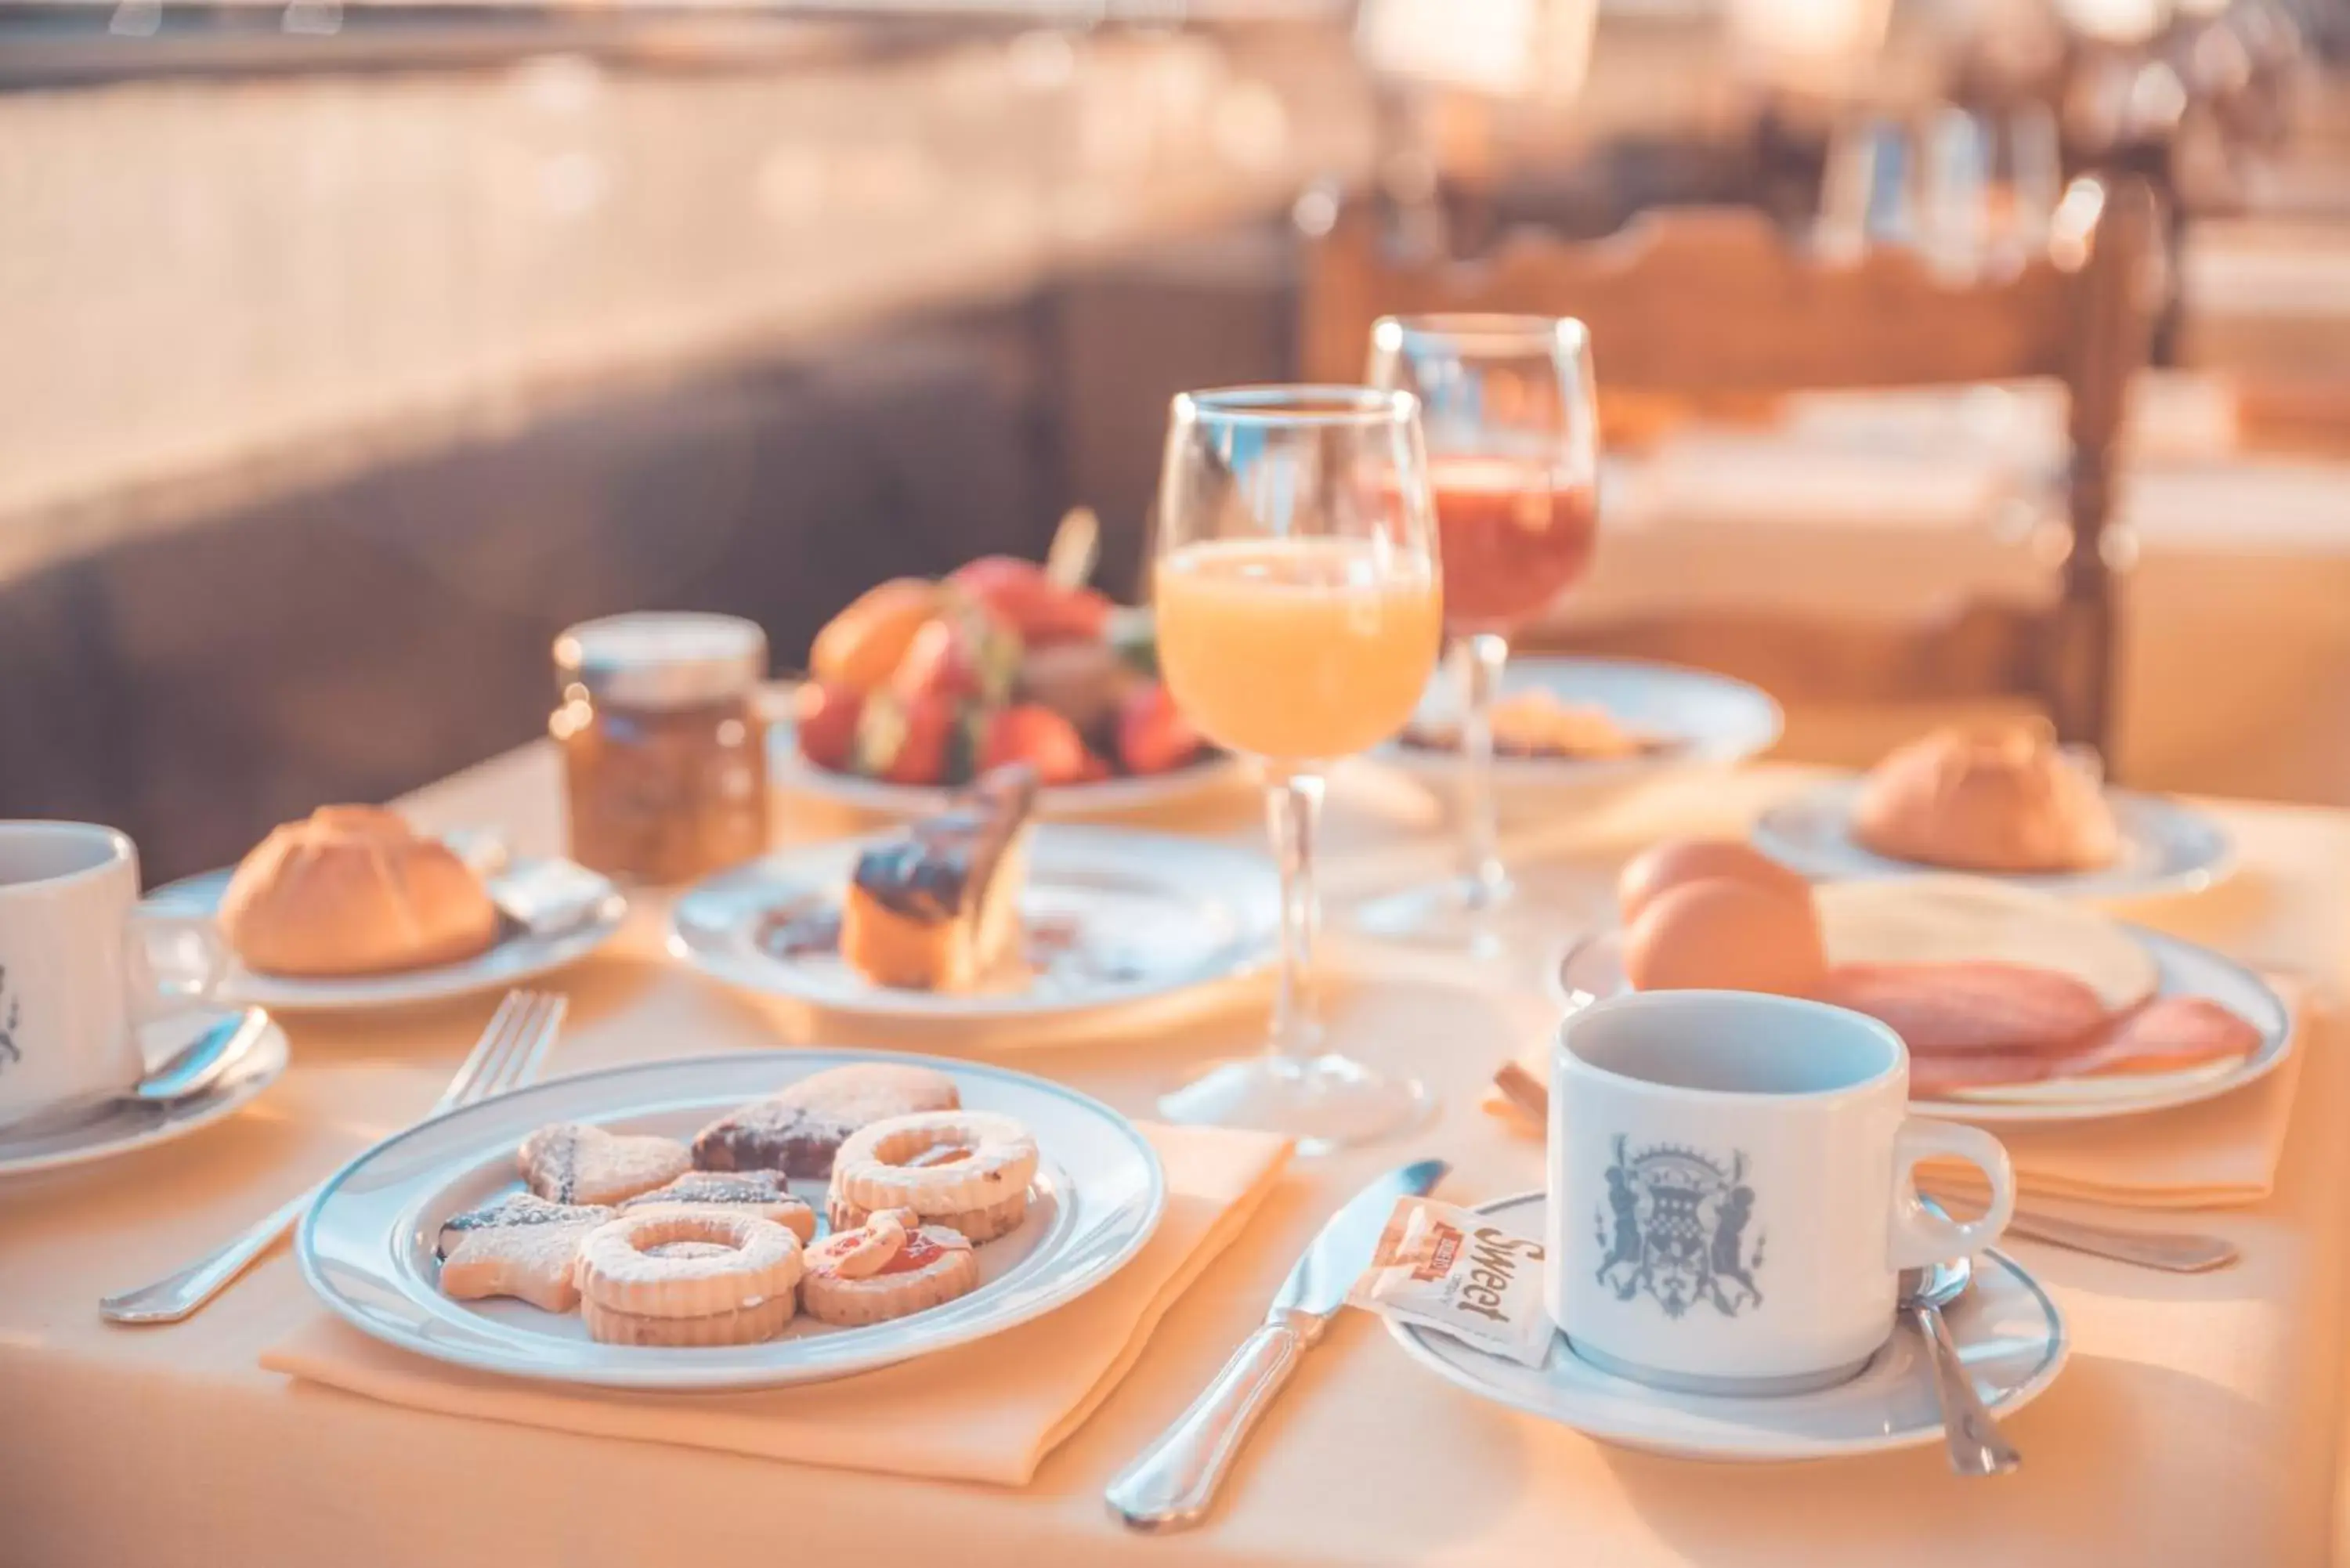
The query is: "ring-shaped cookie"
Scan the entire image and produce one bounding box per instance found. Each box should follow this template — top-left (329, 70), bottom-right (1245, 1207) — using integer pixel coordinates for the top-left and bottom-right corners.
top-left (575, 1209), bottom-right (804, 1321)
top-left (828, 1111), bottom-right (1039, 1243)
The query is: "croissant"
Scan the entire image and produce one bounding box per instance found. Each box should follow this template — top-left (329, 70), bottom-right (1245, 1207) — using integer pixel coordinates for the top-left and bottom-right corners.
top-left (220, 805), bottom-right (499, 976)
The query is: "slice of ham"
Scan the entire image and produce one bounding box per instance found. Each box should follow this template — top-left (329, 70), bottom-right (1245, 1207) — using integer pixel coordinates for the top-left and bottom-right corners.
top-left (1812, 963), bottom-right (2263, 1099)
top-left (1810, 961), bottom-right (2110, 1057)
top-left (2057, 996), bottom-right (2261, 1081)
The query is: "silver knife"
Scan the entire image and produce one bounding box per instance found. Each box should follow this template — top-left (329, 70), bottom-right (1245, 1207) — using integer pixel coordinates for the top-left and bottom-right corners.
top-left (1105, 1158), bottom-right (1449, 1532)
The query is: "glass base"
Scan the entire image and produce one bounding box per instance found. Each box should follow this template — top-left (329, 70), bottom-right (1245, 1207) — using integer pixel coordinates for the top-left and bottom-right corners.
top-left (1157, 1053), bottom-right (1435, 1157)
top-left (1349, 872), bottom-right (1518, 961)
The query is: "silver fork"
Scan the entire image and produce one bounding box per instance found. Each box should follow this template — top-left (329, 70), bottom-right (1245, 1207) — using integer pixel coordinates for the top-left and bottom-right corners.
top-left (100, 989), bottom-right (567, 1325)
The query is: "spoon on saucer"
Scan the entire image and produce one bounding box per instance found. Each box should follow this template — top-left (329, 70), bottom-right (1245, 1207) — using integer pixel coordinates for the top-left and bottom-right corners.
top-left (1900, 1257), bottom-right (2020, 1477)
top-left (0, 1007), bottom-right (271, 1142)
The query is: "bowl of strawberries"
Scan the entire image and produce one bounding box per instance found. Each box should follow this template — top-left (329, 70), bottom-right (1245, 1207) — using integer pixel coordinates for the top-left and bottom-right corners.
top-left (776, 555), bottom-right (1246, 815)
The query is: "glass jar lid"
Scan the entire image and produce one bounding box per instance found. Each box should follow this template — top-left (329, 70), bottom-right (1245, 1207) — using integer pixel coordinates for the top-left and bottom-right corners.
top-left (555, 612), bottom-right (768, 710)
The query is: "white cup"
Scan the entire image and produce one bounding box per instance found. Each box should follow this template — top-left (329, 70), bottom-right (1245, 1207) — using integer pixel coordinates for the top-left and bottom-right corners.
top-left (0, 822), bottom-right (227, 1128)
top-left (1546, 989), bottom-right (2015, 1395)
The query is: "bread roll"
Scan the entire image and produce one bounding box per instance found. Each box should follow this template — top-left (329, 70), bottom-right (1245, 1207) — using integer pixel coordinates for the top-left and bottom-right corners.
top-left (1852, 724), bottom-right (2120, 874)
top-left (220, 805), bottom-right (499, 977)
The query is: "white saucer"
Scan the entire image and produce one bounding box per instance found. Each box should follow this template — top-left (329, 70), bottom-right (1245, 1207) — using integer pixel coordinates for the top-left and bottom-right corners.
top-left (298, 1050), bottom-right (1165, 1390)
top-left (668, 826), bottom-right (1278, 1024)
top-left (145, 864), bottom-right (627, 1013)
top-left (1752, 779), bottom-right (2232, 901)
top-left (768, 713), bottom-right (1250, 818)
top-left (1388, 1191), bottom-right (2069, 1462)
top-left (1550, 924), bottom-right (2293, 1123)
top-left (0, 1010), bottom-right (290, 1178)
top-left (1376, 656), bottom-right (1782, 789)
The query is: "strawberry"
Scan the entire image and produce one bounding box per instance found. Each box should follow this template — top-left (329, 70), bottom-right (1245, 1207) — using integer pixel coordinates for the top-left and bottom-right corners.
top-left (977, 703), bottom-right (1091, 786)
top-left (1073, 748), bottom-right (1114, 783)
top-left (1117, 683), bottom-right (1202, 775)
top-left (794, 681), bottom-right (864, 773)
top-left (853, 690), bottom-right (958, 786)
top-left (949, 557), bottom-right (1110, 647)
top-left (891, 606), bottom-right (1021, 706)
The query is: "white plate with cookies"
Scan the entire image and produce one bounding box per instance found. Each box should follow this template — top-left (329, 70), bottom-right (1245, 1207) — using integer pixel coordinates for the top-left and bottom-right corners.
top-left (297, 1050), bottom-right (1165, 1389)
top-left (667, 826), bottom-right (1279, 1022)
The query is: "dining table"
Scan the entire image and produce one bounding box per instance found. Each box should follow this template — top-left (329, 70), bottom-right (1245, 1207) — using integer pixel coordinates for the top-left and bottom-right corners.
top-left (4, 741), bottom-right (2349, 1567)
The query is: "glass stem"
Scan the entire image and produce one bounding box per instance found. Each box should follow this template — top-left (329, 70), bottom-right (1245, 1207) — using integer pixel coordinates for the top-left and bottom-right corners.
top-left (1264, 770), bottom-right (1327, 1062)
top-left (1458, 630), bottom-right (1512, 908)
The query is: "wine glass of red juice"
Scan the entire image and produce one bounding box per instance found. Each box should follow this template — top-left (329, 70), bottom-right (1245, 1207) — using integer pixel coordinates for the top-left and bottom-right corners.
top-left (1359, 314), bottom-right (1600, 951)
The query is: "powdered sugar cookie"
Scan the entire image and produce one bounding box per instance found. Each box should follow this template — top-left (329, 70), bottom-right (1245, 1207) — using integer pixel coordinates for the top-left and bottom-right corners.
top-left (616, 1170), bottom-right (817, 1242)
top-left (574, 1209), bottom-right (804, 1346)
top-left (436, 1192), bottom-right (613, 1312)
top-left (800, 1208), bottom-right (978, 1327)
top-left (827, 1110), bottom-right (1039, 1243)
top-left (517, 1122), bottom-right (692, 1207)
top-left (692, 1063), bottom-right (960, 1179)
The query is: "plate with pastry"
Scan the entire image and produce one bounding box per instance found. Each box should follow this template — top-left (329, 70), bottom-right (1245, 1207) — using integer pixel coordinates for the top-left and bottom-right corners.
top-left (1751, 723), bottom-right (2231, 900)
top-left (296, 1050), bottom-right (1164, 1389)
top-left (1379, 656), bottom-right (1781, 789)
top-left (779, 558), bottom-right (1249, 818)
top-left (1548, 839), bottom-right (2290, 1122)
top-left (144, 805), bottom-right (627, 1011)
top-left (668, 764), bottom-right (1279, 1021)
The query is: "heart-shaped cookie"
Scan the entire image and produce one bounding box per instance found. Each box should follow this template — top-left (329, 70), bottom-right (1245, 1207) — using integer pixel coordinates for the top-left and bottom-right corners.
top-left (517, 1122), bottom-right (692, 1207)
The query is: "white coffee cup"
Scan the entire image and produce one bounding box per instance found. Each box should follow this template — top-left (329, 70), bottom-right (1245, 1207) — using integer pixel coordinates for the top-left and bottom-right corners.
top-left (0, 822), bottom-right (226, 1127)
top-left (1546, 989), bottom-right (2016, 1395)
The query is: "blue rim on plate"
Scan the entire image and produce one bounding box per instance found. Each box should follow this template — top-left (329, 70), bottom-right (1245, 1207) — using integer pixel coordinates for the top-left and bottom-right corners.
top-left (1751, 779), bottom-right (2233, 901)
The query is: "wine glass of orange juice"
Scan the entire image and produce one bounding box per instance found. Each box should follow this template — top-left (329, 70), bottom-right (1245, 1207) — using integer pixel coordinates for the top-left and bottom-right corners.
top-left (1153, 386), bottom-right (1444, 1150)
top-left (1357, 315), bottom-right (1600, 952)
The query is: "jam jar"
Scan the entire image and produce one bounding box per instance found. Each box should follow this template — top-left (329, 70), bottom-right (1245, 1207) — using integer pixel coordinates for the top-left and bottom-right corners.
top-left (551, 612), bottom-right (771, 883)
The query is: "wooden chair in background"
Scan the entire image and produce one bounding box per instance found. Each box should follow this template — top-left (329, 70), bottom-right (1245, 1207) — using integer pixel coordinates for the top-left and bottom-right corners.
top-left (1300, 175), bottom-right (2159, 767)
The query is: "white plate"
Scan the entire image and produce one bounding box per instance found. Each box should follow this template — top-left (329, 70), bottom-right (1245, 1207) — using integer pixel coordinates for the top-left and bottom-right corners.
top-left (668, 826), bottom-right (1278, 1021)
top-left (144, 865), bottom-right (627, 1013)
top-left (1389, 1191), bottom-right (2068, 1462)
top-left (1376, 656), bottom-right (1782, 787)
top-left (768, 714), bottom-right (1250, 818)
top-left (1550, 925), bottom-right (2293, 1123)
top-left (298, 1049), bottom-right (1165, 1390)
top-left (0, 1010), bottom-right (289, 1178)
top-left (1752, 779), bottom-right (2232, 901)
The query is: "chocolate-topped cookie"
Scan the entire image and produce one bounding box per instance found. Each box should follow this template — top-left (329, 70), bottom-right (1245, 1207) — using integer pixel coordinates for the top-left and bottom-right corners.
top-left (617, 1169), bottom-right (818, 1241)
top-left (691, 1063), bottom-right (960, 1179)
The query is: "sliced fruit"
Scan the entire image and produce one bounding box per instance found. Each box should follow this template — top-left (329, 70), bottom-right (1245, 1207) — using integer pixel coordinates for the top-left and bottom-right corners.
top-left (811, 578), bottom-right (942, 694)
top-left (977, 703), bottom-right (1092, 786)
top-left (853, 690), bottom-right (958, 786)
top-left (794, 681), bottom-right (864, 772)
top-left (890, 605), bottom-right (1022, 708)
top-left (951, 555), bottom-right (1111, 646)
top-left (1116, 682), bottom-right (1202, 775)
top-left (1015, 639), bottom-right (1136, 735)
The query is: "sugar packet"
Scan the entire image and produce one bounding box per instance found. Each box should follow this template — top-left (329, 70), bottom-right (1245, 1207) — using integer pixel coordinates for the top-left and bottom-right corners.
top-left (1345, 1196), bottom-right (1555, 1367)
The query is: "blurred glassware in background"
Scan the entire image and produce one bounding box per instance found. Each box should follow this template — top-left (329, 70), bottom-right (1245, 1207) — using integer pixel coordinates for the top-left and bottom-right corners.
top-left (1352, 315), bottom-right (1601, 959)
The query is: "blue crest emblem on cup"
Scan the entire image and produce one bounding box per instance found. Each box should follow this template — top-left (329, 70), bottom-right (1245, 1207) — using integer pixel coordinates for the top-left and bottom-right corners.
top-left (1593, 1136), bottom-right (1764, 1320)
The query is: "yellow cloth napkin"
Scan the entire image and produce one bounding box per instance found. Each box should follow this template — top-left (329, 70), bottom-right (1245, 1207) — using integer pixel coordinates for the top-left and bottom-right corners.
top-left (1485, 1011), bottom-right (2311, 1209)
top-left (262, 1122), bottom-right (1290, 1486)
